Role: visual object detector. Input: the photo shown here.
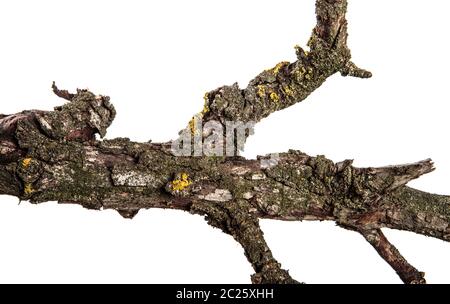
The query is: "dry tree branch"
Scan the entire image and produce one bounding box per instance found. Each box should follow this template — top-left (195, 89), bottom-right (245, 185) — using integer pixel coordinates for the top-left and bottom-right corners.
top-left (357, 228), bottom-right (426, 284)
top-left (0, 0), bottom-right (448, 284)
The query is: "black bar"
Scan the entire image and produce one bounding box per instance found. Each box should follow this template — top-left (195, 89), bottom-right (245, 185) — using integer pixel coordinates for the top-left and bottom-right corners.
top-left (0, 283), bottom-right (439, 303)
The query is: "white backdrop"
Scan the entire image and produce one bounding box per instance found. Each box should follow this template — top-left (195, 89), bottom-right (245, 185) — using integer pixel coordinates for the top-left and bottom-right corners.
top-left (0, 0), bottom-right (449, 283)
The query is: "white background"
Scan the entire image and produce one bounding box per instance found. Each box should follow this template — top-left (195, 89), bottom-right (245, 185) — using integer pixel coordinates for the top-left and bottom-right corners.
top-left (0, 0), bottom-right (449, 283)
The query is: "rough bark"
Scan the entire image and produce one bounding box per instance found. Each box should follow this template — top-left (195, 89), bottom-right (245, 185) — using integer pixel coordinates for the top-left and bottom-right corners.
top-left (0, 0), bottom-right (448, 284)
top-left (182, 0), bottom-right (370, 150)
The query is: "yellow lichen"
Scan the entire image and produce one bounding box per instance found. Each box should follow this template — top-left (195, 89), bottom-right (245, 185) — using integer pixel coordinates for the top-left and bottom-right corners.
top-left (202, 93), bottom-right (210, 115)
top-left (270, 92), bottom-right (280, 103)
top-left (202, 104), bottom-right (209, 115)
top-left (188, 95), bottom-right (210, 134)
top-left (24, 183), bottom-right (34, 195)
top-left (295, 66), bottom-right (313, 81)
top-left (257, 85), bottom-right (266, 98)
top-left (295, 45), bottom-right (309, 58)
top-left (282, 85), bottom-right (295, 97)
top-left (272, 61), bottom-right (290, 75)
top-left (22, 157), bottom-right (32, 168)
top-left (188, 116), bottom-right (196, 134)
top-left (189, 115), bottom-right (203, 136)
top-left (171, 173), bottom-right (192, 192)
top-left (305, 67), bottom-right (313, 80)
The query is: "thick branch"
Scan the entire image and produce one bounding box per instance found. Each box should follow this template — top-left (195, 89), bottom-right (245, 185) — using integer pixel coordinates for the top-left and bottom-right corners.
top-left (0, 94), bottom-right (448, 283)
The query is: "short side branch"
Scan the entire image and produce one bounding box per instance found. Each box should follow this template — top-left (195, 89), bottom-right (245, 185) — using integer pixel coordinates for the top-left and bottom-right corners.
top-left (358, 228), bottom-right (426, 284)
top-left (52, 81), bottom-right (75, 101)
top-left (341, 61), bottom-right (373, 78)
top-left (192, 201), bottom-right (299, 284)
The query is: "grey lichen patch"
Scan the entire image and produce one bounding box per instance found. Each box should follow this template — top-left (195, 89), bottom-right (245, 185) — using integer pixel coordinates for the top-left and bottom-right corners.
top-left (35, 116), bottom-right (53, 133)
top-left (112, 168), bottom-right (165, 188)
top-left (199, 189), bottom-right (233, 203)
top-left (88, 96), bottom-right (116, 138)
top-left (251, 173), bottom-right (266, 180)
top-left (230, 166), bottom-right (253, 176)
top-left (88, 108), bottom-right (103, 135)
top-left (242, 192), bottom-right (254, 200)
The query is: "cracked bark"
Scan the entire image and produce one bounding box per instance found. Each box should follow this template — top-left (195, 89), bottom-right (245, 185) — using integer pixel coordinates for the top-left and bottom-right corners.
top-left (0, 0), bottom-right (448, 284)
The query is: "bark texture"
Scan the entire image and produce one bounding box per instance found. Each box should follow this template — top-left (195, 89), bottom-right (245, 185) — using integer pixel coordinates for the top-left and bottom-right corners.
top-left (0, 0), bottom-right (448, 284)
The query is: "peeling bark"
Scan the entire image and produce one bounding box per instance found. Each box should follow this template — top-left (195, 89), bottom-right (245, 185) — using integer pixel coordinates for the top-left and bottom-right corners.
top-left (0, 0), bottom-right (448, 283)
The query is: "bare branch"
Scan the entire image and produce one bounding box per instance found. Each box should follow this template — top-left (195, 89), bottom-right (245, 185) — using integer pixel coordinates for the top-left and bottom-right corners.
top-left (182, 0), bottom-right (371, 150)
top-left (0, 97), bottom-right (448, 283)
top-left (0, 0), bottom-right (447, 284)
top-left (358, 228), bottom-right (426, 284)
top-left (192, 200), bottom-right (299, 284)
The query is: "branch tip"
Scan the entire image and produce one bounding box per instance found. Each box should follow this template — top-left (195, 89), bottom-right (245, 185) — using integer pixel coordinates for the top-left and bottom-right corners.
top-left (52, 81), bottom-right (75, 101)
top-left (341, 61), bottom-right (372, 79)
